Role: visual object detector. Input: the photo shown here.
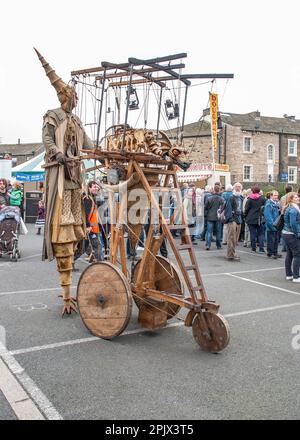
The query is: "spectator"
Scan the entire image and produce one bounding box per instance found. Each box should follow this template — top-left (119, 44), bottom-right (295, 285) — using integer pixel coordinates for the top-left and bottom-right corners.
top-left (264, 190), bottom-right (282, 259)
top-left (244, 186), bottom-right (266, 253)
top-left (225, 182), bottom-right (243, 261)
top-left (183, 185), bottom-right (197, 243)
top-left (0, 178), bottom-right (9, 208)
top-left (221, 184), bottom-right (233, 245)
top-left (181, 183), bottom-right (189, 199)
top-left (280, 184), bottom-right (293, 253)
top-left (204, 184), bottom-right (223, 250)
top-left (35, 199), bottom-right (45, 235)
top-left (192, 188), bottom-right (204, 240)
top-left (83, 181), bottom-right (104, 262)
top-left (242, 189), bottom-right (251, 247)
top-left (282, 192), bottom-right (300, 282)
top-left (200, 185), bottom-right (213, 241)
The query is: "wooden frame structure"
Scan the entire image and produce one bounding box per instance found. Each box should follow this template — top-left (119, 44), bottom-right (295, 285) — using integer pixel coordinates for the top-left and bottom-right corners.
top-left (76, 54), bottom-right (233, 352)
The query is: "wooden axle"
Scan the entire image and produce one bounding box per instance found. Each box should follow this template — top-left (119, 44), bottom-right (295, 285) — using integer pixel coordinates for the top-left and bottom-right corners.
top-left (133, 288), bottom-right (203, 312)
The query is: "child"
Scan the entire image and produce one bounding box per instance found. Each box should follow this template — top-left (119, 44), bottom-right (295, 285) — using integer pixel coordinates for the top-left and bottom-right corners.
top-left (35, 200), bottom-right (45, 235)
top-left (8, 182), bottom-right (23, 208)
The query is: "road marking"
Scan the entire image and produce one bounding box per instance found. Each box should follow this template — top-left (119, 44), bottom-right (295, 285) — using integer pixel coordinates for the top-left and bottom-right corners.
top-left (0, 342), bottom-right (62, 420)
top-left (9, 303), bottom-right (300, 356)
top-left (21, 254), bottom-right (42, 261)
top-left (10, 321), bottom-right (184, 356)
top-left (204, 267), bottom-right (284, 276)
top-left (238, 250), bottom-right (269, 258)
top-left (0, 286), bottom-right (76, 297)
top-left (0, 358), bottom-right (45, 420)
top-left (227, 273), bottom-right (300, 297)
top-left (224, 302), bottom-right (300, 317)
top-left (0, 267), bottom-right (285, 296)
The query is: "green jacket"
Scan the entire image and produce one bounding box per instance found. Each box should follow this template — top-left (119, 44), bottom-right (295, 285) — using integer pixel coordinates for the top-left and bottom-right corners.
top-left (9, 189), bottom-right (22, 206)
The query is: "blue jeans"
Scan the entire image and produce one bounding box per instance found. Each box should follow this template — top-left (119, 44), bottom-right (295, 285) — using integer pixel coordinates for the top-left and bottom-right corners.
top-left (206, 221), bottom-right (222, 248)
top-left (266, 230), bottom-right (279, 256)
top-left (248, 224), bottom-right (265, 251)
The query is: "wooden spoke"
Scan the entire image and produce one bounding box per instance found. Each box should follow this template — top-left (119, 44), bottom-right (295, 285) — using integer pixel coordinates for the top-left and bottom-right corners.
top-left (132, 256), bottom-right (184, 319)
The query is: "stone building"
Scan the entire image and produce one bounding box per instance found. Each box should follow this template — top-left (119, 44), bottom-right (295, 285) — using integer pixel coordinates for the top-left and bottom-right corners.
top-left (176, 111), bottom-right (300, 186)
top-left (0, 141), bottom-right (43, 166)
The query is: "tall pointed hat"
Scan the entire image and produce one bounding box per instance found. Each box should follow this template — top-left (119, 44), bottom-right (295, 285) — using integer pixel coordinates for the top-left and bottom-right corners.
top-left (34, 48), bottom-right (68, 102)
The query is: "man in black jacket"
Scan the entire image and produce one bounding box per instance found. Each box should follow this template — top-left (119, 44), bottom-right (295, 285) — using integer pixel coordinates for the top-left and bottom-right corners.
top-left (204, 184), bottom-right (224, 250)
top-left (244, 186), bottom-right (266, 252)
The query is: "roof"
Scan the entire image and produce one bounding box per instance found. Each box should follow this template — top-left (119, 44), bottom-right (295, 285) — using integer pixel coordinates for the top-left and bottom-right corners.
top-left (219, 111), bottom-right (300, 134)
top-left (0, 143), bottom-right (44, 156)
top-left (164, 121), bottom-right (211, 138)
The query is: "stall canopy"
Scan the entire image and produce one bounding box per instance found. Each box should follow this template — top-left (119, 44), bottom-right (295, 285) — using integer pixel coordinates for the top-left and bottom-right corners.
top-left (11, 152), bottom-right (45, 182)
top-left (177, 172), bottom-right (212, 183)
top-left (11, 152), bottom-right (97, 182)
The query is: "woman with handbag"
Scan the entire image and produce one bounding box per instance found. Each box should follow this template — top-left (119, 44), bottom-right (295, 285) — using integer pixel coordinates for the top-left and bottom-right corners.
top-left (282, 192), bottom-right (300, 283)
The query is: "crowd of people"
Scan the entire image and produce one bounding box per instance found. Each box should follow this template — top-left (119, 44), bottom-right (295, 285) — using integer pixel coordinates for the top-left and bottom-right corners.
top-left (180, 181), bottom-right (300, 281)
top-left (1, 175), bottom-right (300, 282)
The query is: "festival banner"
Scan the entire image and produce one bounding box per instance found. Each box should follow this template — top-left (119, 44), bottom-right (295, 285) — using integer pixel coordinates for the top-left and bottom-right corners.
top-left (209, 92), bottom-right (218, 154)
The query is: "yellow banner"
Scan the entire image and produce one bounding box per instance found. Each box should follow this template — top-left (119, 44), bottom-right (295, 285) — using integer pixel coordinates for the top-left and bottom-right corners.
top-left (215, 163), bottom-right (229, 172)
top-left (210, 92), bottom-right (218, 153)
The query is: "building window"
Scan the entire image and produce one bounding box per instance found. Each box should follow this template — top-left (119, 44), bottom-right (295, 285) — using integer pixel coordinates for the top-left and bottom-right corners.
top-left (288, 166), bottom-right (297, 184)
top-left (267, 144), bottom-right (274, 161)
top-left (243, 165), bottom-right (253, 181)
top-left (288, 139), bottom-right (297, 157)
top-left (243, 136), bottom-right (252, 153)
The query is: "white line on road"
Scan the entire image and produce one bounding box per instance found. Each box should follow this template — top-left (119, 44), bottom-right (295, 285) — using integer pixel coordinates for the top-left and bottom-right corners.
top-left (0, 342), bottom-right (62, 420)
top-left (21, 254), bottom-right (42, 261)
top-left (204, 267), bottom-right (284, 276)
top-left (0, 267), bottom-right (284, 296)
top-left (226, 273), bottom-right (300, 297)
top-left (0, 286), bottom-right (76, 297)
top-left (9, 302), bottom-right (300, 356)
top-left (10, 321), bottom-right (184, 356)
top-left (238, 250), bottom-right (270, 258)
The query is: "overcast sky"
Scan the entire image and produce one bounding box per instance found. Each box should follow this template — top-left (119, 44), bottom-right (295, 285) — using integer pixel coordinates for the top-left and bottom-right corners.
top-left (1, 0), bottom-right (300, 144)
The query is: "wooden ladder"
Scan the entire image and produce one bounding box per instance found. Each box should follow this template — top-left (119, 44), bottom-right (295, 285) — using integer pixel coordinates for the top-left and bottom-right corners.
top-left (133, 161), bottom-right (208, 304)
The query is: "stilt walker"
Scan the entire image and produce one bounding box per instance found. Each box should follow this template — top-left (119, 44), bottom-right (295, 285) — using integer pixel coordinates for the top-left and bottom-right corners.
top-left (35, 48), bottom-right (94, 315)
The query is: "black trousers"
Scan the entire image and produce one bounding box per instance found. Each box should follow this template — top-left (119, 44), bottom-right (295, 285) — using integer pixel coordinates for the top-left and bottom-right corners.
top-left (283, 233), bottom-right (300, 279)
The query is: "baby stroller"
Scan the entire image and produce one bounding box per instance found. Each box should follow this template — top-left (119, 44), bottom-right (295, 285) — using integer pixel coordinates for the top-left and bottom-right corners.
top-left (0, 206), bottom-right (21, 262)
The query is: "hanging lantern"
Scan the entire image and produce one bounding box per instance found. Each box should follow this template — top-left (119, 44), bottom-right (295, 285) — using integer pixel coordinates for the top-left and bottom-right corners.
top-left (127, 86), bottom-right (139, 110)
top-left (164, 99), bottom-right (175, 120)
top-left (164, 99), bottom-right (180, 120)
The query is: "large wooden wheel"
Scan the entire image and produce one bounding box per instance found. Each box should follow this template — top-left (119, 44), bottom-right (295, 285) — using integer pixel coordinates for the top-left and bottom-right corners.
top-left (192, 311), bottom-right (230, 353)
top-left (77, 262), bottom-right (132, 339)
top-left (132, 256), bottom-right (184, 319)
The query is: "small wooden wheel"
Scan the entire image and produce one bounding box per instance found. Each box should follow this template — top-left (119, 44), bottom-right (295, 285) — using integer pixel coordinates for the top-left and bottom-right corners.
top-left (77, 262), bottom-right (132, 339)
top-left (132, 256), bottom-right (184, 319)
top-left (192, 312), bottom-right (230, 353)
